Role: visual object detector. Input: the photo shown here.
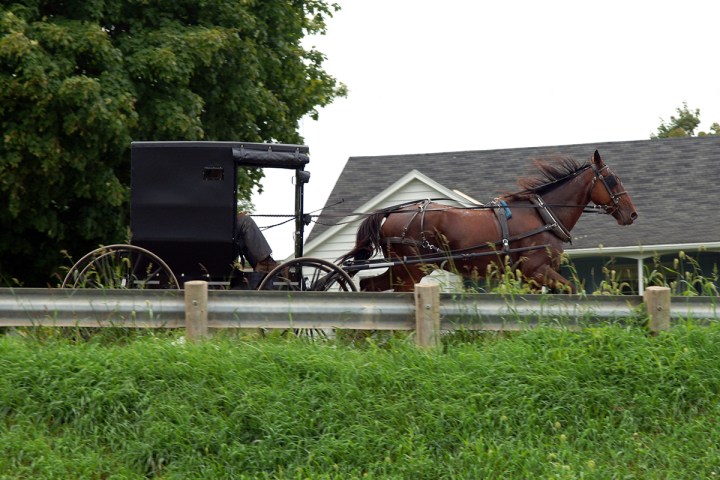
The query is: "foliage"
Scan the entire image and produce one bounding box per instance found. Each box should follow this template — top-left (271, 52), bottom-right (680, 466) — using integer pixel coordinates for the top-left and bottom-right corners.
top-left (592, 264), bottom-right (633, 295)
top-left (458, 254), bottom-right (598, 295)
top-left (645, 251), bottom-right (719, 297)
top-left (0, 1), bottom-right (345, 286)
top-left (2, 325), bottom-right (720, 478)
top-left (653, 101), bottom-right (720, 138)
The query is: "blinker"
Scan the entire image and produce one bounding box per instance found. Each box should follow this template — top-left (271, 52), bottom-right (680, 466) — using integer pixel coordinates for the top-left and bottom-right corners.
top-left (605, 175), bottom-right (618, 189)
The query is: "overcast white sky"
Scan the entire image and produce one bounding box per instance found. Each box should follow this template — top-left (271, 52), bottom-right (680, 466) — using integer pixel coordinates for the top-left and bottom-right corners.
top-left (253, 0), bottom-right (720, 258)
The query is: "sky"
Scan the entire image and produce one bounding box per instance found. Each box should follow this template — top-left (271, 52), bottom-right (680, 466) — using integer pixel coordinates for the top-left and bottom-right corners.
top-left (252, 0), bottom-right (720, 259)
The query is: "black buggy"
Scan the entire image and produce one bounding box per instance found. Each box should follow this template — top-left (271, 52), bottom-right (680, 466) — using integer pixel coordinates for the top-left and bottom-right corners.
top-left (61, 141), bottom-right (356, 291)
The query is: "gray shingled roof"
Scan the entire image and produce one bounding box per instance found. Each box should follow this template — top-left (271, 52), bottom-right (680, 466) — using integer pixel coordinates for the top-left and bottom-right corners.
top-left (308, 136), bottom-right (720, 249)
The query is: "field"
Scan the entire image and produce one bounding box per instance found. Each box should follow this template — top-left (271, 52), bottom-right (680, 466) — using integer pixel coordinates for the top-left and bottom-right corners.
top-left (2, 324), bottom-right (720, 479)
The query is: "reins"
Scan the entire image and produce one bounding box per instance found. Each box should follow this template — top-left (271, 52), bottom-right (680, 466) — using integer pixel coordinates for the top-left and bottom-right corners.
top-left (257, 161), bottom-right (623, 238)
top-left (311, 163), bottom-right (621, 229)
top-left (303, 198), bottom-right (609, 229)
top-left (341, 243), bottom-right (552, 273)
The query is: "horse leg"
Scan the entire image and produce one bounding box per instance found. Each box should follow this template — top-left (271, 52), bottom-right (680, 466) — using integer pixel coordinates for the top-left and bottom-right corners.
top-left (359, 270), bottom-right (393, 292)
top-left (386, 264), bottom-right (427, 292)
top-left (359, 264), bottom-right (426, 292)
top-left (528, 264), bottom-right (575, 293)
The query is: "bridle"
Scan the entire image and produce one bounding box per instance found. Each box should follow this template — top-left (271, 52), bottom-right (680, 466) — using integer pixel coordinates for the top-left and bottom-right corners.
top-left (590, 163), bottom-right (627, 215)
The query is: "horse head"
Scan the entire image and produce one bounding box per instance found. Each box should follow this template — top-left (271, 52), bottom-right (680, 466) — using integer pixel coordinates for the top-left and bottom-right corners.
top-left (590, 150), bottom-right (638, 226)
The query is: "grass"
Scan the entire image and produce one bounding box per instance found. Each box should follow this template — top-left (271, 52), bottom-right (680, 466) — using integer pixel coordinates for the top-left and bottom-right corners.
top-left (2, 324), bottom-right (720, 478)
top-left (448, 250), bottom-right (720, 297)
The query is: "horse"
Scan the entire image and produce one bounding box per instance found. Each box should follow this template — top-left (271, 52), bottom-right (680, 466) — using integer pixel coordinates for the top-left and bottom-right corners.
top-left (339, 150), bottom-right (637, 293)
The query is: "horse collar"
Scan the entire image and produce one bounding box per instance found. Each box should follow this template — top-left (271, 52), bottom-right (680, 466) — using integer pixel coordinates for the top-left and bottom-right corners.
top-left (531, 195), bottom-right (573, 243)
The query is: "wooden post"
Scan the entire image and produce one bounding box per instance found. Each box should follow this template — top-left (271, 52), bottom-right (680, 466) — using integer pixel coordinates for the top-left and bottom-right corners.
top-left (645, 286), bottom-right (671, 335)
top-left (415, 283), bottom-right (440, 348)
top-left (185, 280), bottom-right (208, 341)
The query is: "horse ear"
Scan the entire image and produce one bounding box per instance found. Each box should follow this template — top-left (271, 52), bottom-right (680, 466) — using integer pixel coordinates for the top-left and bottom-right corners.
top-left (592, 149), bottom-right (603, 165)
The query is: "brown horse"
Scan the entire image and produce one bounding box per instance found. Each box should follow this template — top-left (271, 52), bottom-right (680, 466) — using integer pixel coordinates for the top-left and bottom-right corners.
top-left (339, 150), bottom-right (637, 292)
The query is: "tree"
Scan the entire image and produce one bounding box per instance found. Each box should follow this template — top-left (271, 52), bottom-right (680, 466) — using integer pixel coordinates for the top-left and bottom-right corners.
top-left (0, 0), bottom-right (346, 286)
top-left (653, 101), bottom-right (720, 138)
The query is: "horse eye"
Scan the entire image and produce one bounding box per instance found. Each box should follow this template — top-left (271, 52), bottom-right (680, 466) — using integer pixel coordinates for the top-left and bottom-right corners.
top-left (605, 175), bottom-right (618, 188)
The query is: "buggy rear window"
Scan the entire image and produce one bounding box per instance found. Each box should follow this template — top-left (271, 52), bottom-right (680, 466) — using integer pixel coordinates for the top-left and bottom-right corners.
top-left (203, 166), bottom-right (224, 181)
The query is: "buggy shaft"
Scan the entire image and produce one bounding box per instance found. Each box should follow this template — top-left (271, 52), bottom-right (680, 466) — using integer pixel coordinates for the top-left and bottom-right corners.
top-left (341, 244), bottom-right (551, 273)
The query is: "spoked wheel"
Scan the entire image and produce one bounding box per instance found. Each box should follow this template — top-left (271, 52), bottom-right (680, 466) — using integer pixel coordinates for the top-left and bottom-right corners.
top-left (256, 257), bottom-right (357, 292)
top-left (257, 257), bottom-right (357, 339)
top-left (61, 244), bottom-right (180, 289)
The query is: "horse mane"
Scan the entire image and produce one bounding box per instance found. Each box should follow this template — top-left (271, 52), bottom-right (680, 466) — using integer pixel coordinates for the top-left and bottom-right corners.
top-left (507, 156), bottom-right (589, 200)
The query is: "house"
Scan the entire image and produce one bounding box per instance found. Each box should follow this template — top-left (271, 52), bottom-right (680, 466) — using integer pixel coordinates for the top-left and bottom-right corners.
top-left (304, 136), bottom-right (720, 294)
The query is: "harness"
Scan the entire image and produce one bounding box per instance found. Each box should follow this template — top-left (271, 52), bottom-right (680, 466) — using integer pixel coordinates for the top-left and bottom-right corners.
top-left (378, 162), bottom-right (623, 258)
top-left (528, 195), bottom-right (572, 243)
top-left (380, 197), bottom-right (568, 258)
top-left (382, 199), bottom-right (446, 254)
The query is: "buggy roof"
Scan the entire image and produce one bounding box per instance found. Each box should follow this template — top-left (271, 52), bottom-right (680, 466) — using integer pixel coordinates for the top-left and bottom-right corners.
top-left (130, 141), bottom-right (309, 169)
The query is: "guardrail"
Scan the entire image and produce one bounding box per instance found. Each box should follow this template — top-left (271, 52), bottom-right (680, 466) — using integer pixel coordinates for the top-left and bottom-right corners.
top-left (1, 284), bottom-right (718, 346)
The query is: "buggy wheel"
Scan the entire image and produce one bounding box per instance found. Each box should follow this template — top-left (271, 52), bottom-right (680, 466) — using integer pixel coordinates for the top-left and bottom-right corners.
top-left (256, 257), bottom-right (356, 339)
top-left (61, 244), bottom-right (180, 289)
top-left (256, 257), bottom-right (357, 292)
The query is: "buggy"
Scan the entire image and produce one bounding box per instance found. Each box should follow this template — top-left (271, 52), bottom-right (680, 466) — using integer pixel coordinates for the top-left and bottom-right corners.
top-left (62, 141), bottom-right (356, 291)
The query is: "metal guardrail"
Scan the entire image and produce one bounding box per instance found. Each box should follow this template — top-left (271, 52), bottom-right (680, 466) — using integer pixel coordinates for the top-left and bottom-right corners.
top-left (1, 288), bottom-right (718, 331)
top-left (0, 288), bottom-right (185, 328)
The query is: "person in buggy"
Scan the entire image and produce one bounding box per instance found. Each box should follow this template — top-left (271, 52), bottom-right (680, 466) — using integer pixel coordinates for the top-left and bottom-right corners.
top-left (235, 212), bottom-right (279, 273)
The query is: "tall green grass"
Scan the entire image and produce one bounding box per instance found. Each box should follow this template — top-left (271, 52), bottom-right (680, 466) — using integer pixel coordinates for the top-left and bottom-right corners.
top-left (2, 325), bottom-right (720, 478)
top-left (453, 251), bottom-right (720, 296)
top-left (645, 251), bottom-right (720, 297)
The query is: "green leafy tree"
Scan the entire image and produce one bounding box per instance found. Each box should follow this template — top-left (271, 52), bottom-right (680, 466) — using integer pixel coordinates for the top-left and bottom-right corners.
top-left (653, 101), bottom-right (720, 138)
top-left (0, 0), bottom-right (345, 286)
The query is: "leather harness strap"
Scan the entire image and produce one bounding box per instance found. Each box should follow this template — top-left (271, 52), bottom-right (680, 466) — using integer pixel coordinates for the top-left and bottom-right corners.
top-left (492, 201), bottom-right (511, 253)
top-left (379, 194), bottom-right (573, 257)
top-left (529, 195), bottom-right (573, 243)
top-left (383, 199), bottom-right (446, 254)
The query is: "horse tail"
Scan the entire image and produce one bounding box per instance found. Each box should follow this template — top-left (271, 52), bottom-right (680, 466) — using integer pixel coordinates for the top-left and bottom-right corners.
top-left (337, 212), bottom-right (386, 269)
